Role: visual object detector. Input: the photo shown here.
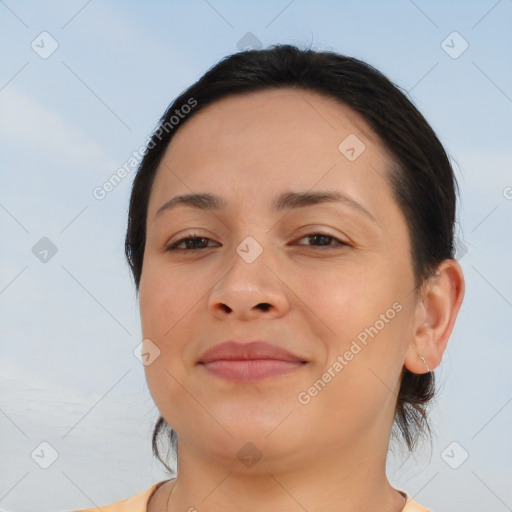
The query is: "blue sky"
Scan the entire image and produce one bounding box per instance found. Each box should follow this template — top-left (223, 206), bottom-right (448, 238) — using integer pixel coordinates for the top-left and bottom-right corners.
top-left (0, 1), bottom-right (511, 511)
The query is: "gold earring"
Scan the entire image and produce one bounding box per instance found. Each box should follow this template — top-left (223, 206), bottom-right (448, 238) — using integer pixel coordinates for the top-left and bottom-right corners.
top-left (417, 352), bottom-right (432, 374)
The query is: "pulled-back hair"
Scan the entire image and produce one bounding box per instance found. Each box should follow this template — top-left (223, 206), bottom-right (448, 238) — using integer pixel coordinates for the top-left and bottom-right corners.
top-left (125, 44), bottom-right (458, 473)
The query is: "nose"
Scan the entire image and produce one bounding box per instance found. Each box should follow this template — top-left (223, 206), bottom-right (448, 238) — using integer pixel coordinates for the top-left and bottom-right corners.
top-left (207, 243), bottom-right (291, 321)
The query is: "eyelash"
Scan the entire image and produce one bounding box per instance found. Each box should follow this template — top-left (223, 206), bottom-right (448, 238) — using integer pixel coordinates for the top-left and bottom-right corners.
top-left (166, 232), bottom-right (350, 252)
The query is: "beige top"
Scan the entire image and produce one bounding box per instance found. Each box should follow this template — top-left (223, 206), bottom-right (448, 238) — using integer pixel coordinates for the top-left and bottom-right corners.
top-left (71, 480), bottom-right (432, 512)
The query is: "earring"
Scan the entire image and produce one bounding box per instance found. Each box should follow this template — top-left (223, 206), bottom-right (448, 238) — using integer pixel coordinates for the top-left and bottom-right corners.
top-left (417, 352), bottom-right (432, 374)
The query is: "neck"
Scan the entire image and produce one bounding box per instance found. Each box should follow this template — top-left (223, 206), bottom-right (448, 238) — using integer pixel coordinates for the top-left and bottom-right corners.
top-left (159, 436), bottom-right (405, 512)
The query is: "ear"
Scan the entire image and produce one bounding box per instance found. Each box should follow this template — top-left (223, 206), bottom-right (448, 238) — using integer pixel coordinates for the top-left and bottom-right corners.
top-left (404, 259), bottom-right (465, 374)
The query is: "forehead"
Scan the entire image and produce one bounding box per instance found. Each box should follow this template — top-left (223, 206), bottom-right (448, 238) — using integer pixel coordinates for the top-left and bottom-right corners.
top-left (167, 87), bottom-right (380, 156)
top-left (148, 88), bottom-right (393, 215)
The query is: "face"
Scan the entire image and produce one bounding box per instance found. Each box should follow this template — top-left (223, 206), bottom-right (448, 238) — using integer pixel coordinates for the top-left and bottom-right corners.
top-left (139, 88), bottom-right (419, 471)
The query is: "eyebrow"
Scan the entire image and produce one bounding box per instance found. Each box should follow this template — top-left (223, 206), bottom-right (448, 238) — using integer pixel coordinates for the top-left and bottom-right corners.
top-left (155, 191), bottom-right (377, 224)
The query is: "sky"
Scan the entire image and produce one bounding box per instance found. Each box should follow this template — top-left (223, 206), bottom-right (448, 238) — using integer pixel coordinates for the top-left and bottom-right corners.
top-left (0, 1), bottom-right (511, 511)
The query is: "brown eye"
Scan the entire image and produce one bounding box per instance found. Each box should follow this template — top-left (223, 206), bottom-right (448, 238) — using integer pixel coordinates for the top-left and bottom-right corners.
top-left (167, 235), bottom-right (219, 251)
top-left (295, 233), bottom-right (348, 248)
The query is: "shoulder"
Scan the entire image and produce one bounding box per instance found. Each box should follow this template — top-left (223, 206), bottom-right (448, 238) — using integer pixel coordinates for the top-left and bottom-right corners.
top-left (403, 494), bottom-right (432, 512)
top-left (69, 480), bottom-right (169, 512)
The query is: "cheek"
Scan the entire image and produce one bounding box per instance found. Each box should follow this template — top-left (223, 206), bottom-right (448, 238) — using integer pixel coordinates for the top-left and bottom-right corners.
top-left (139, 268), bottom-right (195, 419)
top-left (296, 260), bottom-right (381, 329)
top-left (139, 262), bottom-right (205, 339)
top-left (301, 260), bottom-right (408, 368)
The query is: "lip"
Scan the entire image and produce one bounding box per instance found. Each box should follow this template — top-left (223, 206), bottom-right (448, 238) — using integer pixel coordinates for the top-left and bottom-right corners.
top-left (198, 340), bottom-right (307, 381)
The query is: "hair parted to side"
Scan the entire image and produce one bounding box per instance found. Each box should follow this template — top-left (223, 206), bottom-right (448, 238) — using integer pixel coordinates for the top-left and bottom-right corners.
top-left (125, 44), bottom-right (458, 474)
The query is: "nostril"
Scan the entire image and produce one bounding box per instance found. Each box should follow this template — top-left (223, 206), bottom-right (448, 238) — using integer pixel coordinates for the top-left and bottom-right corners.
top-left (257, 303), bottom-right (271, 311)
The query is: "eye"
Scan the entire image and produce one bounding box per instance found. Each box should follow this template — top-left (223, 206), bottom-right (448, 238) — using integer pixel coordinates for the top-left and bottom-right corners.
top-left (166, 234), bottom-right (220, 251)
top-left (293, 232), bottom-right (349, 248)
top-left (166, 232), bottom-right (350, 252)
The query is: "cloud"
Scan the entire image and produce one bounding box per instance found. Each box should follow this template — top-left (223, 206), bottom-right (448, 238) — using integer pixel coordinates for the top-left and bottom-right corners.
top-left (0, 86), bottom-right (116, 170)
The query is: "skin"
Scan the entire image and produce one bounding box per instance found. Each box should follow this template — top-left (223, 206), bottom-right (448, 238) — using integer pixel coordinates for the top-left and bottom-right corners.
top-left (140, 88), bottom-right (465, 512)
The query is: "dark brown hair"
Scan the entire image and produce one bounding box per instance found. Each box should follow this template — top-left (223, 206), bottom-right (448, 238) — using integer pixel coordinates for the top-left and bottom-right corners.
top-left (125, 44), bottom-right (458, 473)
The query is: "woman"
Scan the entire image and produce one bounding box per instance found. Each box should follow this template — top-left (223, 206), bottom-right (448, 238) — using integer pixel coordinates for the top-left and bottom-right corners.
top-left (74, 44), bottom-right (464, 512)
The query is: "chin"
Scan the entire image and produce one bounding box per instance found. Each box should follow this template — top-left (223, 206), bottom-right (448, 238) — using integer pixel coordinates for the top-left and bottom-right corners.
top-left (194, 431), bottom-right (303, 474)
